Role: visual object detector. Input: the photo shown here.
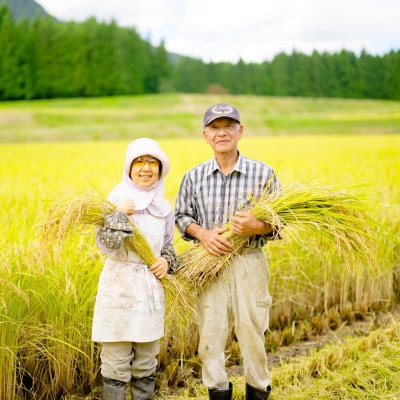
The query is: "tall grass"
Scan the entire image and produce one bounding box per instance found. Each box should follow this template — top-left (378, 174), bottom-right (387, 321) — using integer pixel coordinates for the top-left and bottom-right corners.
top-left (1, 233), bottom-right (100, 399)
top-left (0, 96), bottom-right (399, 399)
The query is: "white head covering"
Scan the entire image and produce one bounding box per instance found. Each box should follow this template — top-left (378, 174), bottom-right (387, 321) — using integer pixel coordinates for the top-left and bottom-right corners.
top-left (108, 138), bottom-right (171, 217)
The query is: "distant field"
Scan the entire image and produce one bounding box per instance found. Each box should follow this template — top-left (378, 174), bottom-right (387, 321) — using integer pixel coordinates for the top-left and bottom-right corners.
top-left (0, 93), bottom-right (399, 142)
top-left (1, 94), bottom-right (399, 399)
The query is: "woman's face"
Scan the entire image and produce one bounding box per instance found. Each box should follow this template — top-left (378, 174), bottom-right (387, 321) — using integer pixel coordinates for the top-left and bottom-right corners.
top-left (129, 154), bottom-right (161, 188)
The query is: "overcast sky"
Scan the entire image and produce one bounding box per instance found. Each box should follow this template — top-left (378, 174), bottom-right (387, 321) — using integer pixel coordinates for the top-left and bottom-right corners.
top-left (35, 0), bottom-right (399, 63)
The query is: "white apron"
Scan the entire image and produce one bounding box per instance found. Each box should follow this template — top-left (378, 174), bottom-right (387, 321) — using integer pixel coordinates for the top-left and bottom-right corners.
top-left (92, 214), bottom-right (166, 342)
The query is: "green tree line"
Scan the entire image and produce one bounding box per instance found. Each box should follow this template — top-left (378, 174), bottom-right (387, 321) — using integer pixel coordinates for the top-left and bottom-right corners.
top-left (1, 5), bottom-right (399, 100)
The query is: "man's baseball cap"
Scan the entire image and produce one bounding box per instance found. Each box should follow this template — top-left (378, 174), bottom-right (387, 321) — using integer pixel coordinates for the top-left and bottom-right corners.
top-left (203, 103), bottom-right (240, 128)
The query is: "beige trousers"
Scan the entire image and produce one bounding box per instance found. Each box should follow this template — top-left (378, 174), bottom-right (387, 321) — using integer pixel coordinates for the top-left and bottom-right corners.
top-left (197, 249), bottom-right (272, 390)
top-left (100, 340), bottom-right (159, 382)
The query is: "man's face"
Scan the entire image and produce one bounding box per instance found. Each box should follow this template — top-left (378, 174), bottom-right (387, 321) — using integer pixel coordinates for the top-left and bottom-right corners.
top-left (203, 117), bottom-right (243, 154)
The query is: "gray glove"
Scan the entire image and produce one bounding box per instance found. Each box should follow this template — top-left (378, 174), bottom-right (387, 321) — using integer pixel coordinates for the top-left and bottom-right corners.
top-left (98, 210), bottom-right (134, 250)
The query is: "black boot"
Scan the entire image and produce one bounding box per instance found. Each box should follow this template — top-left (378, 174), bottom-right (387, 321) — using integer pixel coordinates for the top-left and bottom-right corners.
top-left (208, 382), bottom-right (233, 400)
top-left (130, 374), bottom-right (156, 400)
top-left (246, 383), bottom-right (271, 399)
top-left (103, 377), bottom-right (126, 400)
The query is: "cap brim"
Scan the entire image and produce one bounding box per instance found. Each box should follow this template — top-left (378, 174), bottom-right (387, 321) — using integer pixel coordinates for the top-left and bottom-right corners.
top-left (204, 115), bottom-right (240, 127)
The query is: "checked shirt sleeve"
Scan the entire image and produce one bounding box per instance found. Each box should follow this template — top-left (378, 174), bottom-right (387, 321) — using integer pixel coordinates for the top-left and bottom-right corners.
top-left (161, 245), bottom-right (179, 274)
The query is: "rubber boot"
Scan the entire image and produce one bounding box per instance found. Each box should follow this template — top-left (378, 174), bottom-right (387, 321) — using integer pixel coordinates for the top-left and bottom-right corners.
top-left (245, 383), bottom-right (271, 399)
top-left (208, 382), bottom-right (233, 400)
top-left (103, 377), bottom-right (126, 400)
top-left (130, 374), bottom-right (156, 400)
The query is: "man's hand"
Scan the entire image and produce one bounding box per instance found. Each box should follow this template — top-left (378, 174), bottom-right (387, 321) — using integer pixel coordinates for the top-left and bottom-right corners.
top-left (149, 257), bottom-right (169, 279)
top-left (230, 211), bottom-right (273, 236)
top-left (186, 223), bottom-right (233, 256)
top-left (199, 226), bottom-right (233, 256)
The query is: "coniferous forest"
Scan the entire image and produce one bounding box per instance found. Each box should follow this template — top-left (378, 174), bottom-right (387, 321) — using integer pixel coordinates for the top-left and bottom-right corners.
top-left (0, 4), bottom-right (399, 101)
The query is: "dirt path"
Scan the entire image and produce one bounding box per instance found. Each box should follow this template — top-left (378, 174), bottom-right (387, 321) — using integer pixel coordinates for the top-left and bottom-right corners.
top-left (228, 305), bottom-right (399, 377)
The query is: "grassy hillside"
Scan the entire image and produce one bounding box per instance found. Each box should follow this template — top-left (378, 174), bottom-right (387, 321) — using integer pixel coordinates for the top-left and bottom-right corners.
top-left (1, 94), bottom-right (399, 142)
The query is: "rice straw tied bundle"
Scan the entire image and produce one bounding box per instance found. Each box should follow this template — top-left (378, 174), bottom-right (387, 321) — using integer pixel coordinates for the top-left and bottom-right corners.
top-left (251, 183), bottom-right (377, 260)
top-left (41, 191), bottom-right (196, 318)
top-left (41, 191), bottom-right (114, 244)
top-left (176, 182), bottom-right (378, 291)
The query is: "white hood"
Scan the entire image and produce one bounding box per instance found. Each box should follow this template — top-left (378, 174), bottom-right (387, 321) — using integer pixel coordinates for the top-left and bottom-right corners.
top-left (108, 138), bottom-right (171, 217)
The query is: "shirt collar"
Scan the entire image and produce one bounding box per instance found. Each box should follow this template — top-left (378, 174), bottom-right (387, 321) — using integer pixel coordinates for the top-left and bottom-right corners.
top-left (207, 152), bottom-right (247, 176)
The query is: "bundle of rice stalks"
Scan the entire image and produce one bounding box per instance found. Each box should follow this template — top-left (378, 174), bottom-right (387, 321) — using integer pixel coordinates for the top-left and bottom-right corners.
top-left (41, 191), bottom-right (195, 318)
top-left (41, 191), bottom-right (114, 244)
top-left (176, 182), bottom-right (378, 291)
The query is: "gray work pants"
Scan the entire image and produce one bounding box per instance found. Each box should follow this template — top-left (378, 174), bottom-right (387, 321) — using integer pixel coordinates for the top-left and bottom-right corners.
top-left (197, 249), bottom-right (272, 390)
top-left (100, 340), bottom-right (159, 382)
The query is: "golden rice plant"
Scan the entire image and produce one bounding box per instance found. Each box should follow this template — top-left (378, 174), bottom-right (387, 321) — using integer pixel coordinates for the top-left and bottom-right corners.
top-left (270, 319), bottom-right (400, 399)
top-left (176, 182), bottom-right (378, 291)
top-left (40, 191), bottom-right (195, 318)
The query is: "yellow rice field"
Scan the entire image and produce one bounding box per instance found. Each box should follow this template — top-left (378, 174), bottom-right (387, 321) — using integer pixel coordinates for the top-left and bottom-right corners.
top-left (1, 126), bottom-right (399, 398)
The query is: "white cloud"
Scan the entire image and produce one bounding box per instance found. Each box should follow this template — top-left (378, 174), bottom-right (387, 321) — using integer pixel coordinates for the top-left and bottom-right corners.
top-left (35, 0), bottom-right (400, 63)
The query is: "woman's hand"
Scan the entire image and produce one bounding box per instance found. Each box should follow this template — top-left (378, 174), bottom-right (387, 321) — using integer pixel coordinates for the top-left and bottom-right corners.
top-left (149, 257), bottom-right (169, 280)
top-left (116, 198), bottom-right (136, 215)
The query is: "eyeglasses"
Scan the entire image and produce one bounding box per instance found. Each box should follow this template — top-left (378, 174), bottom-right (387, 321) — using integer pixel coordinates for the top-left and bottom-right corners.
top-left (132, 157), bottom-right (160, 168)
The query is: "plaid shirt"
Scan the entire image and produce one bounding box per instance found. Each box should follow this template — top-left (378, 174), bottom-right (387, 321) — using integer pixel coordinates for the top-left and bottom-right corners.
top-left (175, 153), bottom-right (280, 248)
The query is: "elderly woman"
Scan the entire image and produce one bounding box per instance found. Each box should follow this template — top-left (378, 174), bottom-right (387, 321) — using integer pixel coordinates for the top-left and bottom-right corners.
top-left (92, 138), bottom-right (177, 400)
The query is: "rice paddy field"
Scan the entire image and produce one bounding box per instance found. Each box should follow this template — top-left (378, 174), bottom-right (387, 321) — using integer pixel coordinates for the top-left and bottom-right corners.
top-left (1, 94), bottom-right (399, 399)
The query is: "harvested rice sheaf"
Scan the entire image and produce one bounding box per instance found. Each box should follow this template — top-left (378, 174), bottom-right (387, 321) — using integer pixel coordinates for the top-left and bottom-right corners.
top-left (41, 191), bottom-right (195, 317)
top-left (176, 183), bottom-right (378, 291)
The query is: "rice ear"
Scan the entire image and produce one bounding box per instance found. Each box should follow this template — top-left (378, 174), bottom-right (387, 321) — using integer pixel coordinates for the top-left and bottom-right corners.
top-left (176, 182), bottom-right (378, 292)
